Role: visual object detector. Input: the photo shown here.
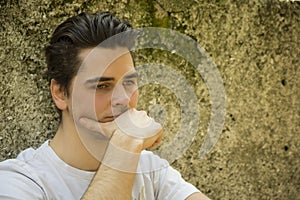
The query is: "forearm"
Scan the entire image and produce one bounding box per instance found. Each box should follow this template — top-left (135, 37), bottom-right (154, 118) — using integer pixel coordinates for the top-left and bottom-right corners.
top-left (81, 164), bottom-right (136, 199)
top-left (81, 132), bottom-right (143, 199)
top-left (79, 110), bottom-right (162, 199)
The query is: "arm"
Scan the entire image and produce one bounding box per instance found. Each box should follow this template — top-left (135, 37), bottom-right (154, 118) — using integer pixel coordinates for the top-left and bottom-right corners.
top-left (152, 157), bottom-right (210, 200)
top-left (81, 133), bottom-right (143, 200)
top-left (80, 109), bottom-right (162, 199)
top-left (0, 164), bottom-right (46, 199)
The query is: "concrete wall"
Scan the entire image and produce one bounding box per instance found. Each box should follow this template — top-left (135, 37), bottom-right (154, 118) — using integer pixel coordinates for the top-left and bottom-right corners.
top-left (0, 0), bottom-right (299, 199)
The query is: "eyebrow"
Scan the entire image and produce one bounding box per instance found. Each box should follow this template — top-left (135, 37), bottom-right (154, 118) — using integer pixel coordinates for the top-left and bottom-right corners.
top-left (123, 72), bottom-right (138, 79)
top-left (85, 77), bottom-right (114, 84)
top-left (85, 72), bottom-right (138, 84)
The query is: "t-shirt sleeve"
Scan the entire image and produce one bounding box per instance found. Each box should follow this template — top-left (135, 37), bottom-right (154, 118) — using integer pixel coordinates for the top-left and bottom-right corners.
top-left (0, 160), bottom-right (46, 199)
top-left (155, 165), bottom-right (200, 200)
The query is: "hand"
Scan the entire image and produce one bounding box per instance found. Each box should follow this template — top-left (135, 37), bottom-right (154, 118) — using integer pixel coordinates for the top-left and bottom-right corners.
top-left (79, 109), bottom-right (163, 172)
top-left (79, 108), bottom-right (163, 151)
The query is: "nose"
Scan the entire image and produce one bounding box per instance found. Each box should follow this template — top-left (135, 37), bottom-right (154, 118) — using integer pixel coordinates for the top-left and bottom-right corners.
top-left (111, 83), bottom-right (130, 107)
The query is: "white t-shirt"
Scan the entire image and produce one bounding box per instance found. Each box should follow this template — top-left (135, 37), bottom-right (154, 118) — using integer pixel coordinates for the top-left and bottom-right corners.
top-left (0, 141), bottom-right (199, 199)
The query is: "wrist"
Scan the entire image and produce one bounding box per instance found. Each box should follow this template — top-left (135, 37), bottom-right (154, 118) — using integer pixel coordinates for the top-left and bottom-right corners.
top-left (102, 140), bottom-right (141, 173)
top-left (110, 129), bottom-right (143, 153)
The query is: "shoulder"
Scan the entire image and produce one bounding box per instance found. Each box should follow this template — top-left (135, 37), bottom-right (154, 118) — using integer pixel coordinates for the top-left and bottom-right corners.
top-left (138, 150), bottom-right (170, 173)
top-left (0, 158), bottom-right (46, 199)
top-left (139, 151), bottom-right (200, 200)
top-left (0, 142), bottom-right (51, 199)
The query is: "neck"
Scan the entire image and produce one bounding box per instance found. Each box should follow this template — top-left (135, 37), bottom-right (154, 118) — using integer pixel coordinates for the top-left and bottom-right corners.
top-left (50, 115), bottom-right (101, 171)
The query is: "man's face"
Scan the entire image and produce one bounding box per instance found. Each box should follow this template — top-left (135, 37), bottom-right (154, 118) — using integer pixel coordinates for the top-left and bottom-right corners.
top-left (68, 47), bottom-right (139, 124)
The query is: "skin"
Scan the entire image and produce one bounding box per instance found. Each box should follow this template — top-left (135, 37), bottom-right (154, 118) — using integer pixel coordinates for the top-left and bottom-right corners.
top-left (49, 47), bottom-right (209, 199)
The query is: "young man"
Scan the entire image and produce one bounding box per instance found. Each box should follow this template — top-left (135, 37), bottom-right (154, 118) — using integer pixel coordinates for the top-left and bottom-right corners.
top-left (0, 12), bottom-right (210, 199)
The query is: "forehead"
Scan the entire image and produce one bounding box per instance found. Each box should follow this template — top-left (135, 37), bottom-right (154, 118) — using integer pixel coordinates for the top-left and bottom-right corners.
top-left (78, 47), bottom-right (135, 80)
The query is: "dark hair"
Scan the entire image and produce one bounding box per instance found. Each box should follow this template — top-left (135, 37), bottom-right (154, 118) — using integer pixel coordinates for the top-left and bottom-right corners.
top-left (44, 12), bottom-right (134, 116)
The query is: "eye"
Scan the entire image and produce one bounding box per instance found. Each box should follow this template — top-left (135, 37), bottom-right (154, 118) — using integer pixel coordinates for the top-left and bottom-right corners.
top-left (96, 83), bottom-right (110, 89)
top-left (123, 79), bottom-right (137, 86)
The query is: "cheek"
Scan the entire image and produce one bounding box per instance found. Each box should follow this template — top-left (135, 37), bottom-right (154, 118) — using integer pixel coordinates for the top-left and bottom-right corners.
top-left (129, 90), bottom-right (139, 108)
top-left (72, 88), bottom-right (95, 119)
top-left (94, 93), bottom-right (110, 113)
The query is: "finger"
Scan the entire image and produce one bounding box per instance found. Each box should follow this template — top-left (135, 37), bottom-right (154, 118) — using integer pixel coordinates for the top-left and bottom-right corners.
top-left (78, 117), bottom-right (112, 138)
top-left (147, 141), bottom-right (160, 150)
top-left (115, 109), bottom-right (163, 138)
top-left (147, 137), bottom-right (162, 150)
top-left (98, 121), bottom-right (118, 137)
top-left (145, 129), bottom-right (163, 150)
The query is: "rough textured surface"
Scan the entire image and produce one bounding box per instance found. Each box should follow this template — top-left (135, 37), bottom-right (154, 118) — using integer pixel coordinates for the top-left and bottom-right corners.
top-left (0, 0), bottom-right (299, 199)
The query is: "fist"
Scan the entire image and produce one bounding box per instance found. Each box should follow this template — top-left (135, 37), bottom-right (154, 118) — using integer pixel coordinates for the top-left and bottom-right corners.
top-left (79, 109), bottom-right (163, 150)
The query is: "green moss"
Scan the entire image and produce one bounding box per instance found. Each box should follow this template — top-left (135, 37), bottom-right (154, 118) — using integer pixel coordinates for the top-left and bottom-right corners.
top-left (152, 15), bottom-right (170, 28)
top-left (144, 0), bottom-right (171, 28)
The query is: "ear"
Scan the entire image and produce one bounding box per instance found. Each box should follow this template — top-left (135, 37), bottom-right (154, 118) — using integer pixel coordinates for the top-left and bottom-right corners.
top-left (50, 79), bottom-right (68, 111)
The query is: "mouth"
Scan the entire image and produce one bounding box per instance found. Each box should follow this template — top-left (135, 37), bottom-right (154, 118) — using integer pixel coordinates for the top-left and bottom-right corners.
top-left (105, 115), bottom-right (119, 120)
top-left (102, 113), bottom-right (122, 122)
top-left (102, 108), bottom-right (128, 122)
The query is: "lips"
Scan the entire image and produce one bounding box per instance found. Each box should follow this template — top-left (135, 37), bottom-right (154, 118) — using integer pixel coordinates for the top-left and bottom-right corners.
top-left (102, 108), bottom-right (128, 122)
top-left (105, 114), bottom-right (120, 120)
top-left (102, 113), bottom-right (122, 122)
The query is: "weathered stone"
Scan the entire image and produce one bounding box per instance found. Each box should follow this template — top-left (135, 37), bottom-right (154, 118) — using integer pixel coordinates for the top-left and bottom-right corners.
top-left (0, 1), bottom-right (299, 199)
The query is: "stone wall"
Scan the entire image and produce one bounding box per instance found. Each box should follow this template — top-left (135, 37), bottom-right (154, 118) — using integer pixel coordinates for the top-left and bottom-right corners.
top-left (0, 0), bottom-right (299, 199)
